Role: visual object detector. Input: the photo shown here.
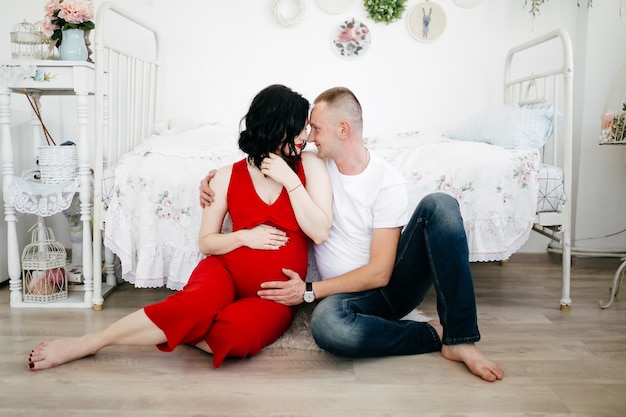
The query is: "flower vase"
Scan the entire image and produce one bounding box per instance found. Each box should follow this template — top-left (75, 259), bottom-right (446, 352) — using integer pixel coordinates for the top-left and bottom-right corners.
top-left (59, 28), bottom-right (88, 61)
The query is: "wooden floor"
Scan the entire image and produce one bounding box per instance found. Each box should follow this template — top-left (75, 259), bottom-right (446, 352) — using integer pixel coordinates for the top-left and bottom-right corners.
top-left (1, 253), bottom-right (626, 417)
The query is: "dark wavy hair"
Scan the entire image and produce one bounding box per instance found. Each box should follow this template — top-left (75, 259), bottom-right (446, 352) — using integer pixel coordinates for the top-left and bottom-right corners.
top-left (239, 84), bottom-right (309, 172)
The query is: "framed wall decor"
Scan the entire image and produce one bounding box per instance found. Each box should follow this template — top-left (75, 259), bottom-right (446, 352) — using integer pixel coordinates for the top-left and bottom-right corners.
top-left (316, 0), bottom-right (355, 14)
top-left (407, 1), bottom-right (447, 42)
top-left (453, 0), bottom-right (483, 8)
top-left (331, 18), bottom-right (371, 59)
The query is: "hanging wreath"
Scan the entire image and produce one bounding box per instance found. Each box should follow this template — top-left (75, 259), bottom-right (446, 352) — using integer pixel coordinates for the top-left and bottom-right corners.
top-left (364, 0), bottom-right (408, 24)
top-left (273, 0), bottom-right (306, 28)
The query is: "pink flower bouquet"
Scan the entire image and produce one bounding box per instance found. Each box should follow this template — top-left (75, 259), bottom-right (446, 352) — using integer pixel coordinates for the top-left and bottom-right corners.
top-left (42, 0), bottom-right (95, 47)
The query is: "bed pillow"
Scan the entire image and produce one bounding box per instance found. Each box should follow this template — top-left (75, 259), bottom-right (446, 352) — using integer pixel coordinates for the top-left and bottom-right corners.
top-left (536, 163), bottom-right (566, 213)
top-left (135, 123), bottom-right (241, 158)
top-left (444, 104), bottom-right (559, 149)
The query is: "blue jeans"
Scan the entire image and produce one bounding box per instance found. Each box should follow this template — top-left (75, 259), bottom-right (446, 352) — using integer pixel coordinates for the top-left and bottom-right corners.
top-left (310, 193), bottom-right (480, 357)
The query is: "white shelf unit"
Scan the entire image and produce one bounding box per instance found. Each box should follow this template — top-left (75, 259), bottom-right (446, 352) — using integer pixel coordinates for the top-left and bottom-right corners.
top-left (1, 60), bottom-right (112, 309)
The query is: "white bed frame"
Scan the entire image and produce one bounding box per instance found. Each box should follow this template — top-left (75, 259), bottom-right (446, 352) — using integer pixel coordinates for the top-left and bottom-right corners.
top-left (504, 29), bottom-right (574, 310)
top-left (92, 2), bottom-right (160, 309)
top-left (89, 7), bottom-right (574, 310)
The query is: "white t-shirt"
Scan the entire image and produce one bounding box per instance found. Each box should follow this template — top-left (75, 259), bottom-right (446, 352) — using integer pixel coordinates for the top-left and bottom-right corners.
top-left (313, 149), bottom-right (409, 280)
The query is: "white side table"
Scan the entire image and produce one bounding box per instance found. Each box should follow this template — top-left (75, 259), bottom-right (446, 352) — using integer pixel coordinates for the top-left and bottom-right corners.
top-left (1, 60), bottom-right (97, 308)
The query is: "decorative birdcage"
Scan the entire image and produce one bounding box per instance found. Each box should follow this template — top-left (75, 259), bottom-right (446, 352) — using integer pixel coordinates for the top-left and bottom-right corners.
top-left (10, 21), bottom-right (55, 60)
top-left (22, 218), bottom-right (68, 303)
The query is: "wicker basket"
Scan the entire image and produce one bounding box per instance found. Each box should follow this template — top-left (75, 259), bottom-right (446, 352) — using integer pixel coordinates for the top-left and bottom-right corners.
top-left (22, 221), bottom-right (68, 303)
top-left (38, 145), bottom-right (78, 184)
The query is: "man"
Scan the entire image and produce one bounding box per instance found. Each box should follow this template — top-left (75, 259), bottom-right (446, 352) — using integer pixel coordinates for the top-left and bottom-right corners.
top-left (201, 87), bottom-right (503, 382)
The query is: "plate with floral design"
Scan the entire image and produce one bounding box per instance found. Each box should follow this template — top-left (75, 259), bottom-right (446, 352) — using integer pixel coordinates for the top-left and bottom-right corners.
top-left (331, 18), bottom-right (371, 59)
top-left (316, 0), bottom-right (355, 14)
top-left (453, 0), bottom-right (483, 7)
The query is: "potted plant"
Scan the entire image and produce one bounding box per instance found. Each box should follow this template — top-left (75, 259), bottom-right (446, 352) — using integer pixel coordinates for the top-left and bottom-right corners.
top-left (524, 0), bottom-right (593, 17)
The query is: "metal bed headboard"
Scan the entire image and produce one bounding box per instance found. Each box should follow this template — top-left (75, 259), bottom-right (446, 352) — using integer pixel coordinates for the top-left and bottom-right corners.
top-left (94, 1), bottom-right (160, 169)
top-left (504, 28), bottom-right (573, 176)
top-left (504, 28), bottom-right (574, 309)
top-left (92, 1), bottom-right (160, 308)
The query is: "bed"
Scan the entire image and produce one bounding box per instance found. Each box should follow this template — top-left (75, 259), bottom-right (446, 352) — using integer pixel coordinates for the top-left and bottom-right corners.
top-left (91, 3), bottom-right (573, 310)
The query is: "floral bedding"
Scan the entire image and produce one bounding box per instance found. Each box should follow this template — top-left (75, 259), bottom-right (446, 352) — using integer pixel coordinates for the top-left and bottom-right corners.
top-left (104, 124), bottom-right (244, 289)
top-left (365, 132), bottom-right (540, 262)
top-left (104, 126), bottom-right (541, 289)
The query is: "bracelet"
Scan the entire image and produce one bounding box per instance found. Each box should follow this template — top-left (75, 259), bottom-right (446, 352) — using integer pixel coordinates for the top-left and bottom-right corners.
top-left (288, 183), bottom-right (302, 193)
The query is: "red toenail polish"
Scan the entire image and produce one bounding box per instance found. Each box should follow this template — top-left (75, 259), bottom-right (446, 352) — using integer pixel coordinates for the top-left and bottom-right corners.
top-left (29, 363), bottom-right (34, 368)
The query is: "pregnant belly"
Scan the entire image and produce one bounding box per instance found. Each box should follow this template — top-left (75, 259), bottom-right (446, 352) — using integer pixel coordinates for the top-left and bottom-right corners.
top-left (221, 236), bottom-right (309, 297)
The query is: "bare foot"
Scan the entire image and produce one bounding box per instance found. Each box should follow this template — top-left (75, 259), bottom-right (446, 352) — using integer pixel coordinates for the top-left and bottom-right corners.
top-left (441, 343), bottom-right (504, 382)
top-left (28, 337), bottom-right (96, 371)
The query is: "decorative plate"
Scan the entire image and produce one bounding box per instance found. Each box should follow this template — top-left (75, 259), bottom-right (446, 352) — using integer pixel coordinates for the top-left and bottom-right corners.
top-left (453, 0), bottom-right (483, 8)
top-left (407, 1), bottom-right (447, 43)
top-left (331, 18), bottom-right (371, 59)
top-left (316, 0), bottom-right (355, 14)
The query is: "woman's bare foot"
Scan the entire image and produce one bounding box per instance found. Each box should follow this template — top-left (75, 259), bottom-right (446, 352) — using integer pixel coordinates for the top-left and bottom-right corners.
top-left (28, 337), bottom-right (96, 371)
top-left (441, 343), bottom-right (504, 382)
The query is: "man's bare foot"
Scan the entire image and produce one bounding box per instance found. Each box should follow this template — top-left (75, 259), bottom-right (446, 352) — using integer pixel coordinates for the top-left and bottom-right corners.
top-left (28, 337), bottom-right (96, 371)
top-left (441, 343), bottom-right (504, 382)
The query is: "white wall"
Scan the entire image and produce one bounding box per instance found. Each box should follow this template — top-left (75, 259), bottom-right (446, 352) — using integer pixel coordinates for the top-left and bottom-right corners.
top-left (1, 0), bottom-right (626, 282)
top-left (572, 0), bottom-right (626, 255)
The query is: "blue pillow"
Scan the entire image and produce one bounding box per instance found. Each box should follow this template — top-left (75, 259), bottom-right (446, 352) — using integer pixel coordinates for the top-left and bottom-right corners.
top-left (445, 104), bottom-right (559, 149)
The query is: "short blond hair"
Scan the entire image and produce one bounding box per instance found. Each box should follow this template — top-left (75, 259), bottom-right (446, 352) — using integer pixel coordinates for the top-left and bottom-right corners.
top-left (314, 87), bottom-right (363, 132)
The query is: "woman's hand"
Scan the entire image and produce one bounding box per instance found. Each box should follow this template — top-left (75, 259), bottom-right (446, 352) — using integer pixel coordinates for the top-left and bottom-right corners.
top-left (258, 268), bottom-right (306, 306)
top-left (242, 224), bottom-right (289, 250)
top-left (260, 153), bottom-right (301, 191)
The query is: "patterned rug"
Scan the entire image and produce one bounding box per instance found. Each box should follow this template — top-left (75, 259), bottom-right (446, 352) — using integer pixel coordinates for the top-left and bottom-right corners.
top-left (266, 303), bottom-right (431, 351)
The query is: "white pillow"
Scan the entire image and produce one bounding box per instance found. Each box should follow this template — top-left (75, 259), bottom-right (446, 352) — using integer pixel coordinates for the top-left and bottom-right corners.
top-left (536, 164), bottom-right (566, 213)
top-left (134, 123), bottom-right (241, 158)
top-left (445, 104), bottom-right (559, 149)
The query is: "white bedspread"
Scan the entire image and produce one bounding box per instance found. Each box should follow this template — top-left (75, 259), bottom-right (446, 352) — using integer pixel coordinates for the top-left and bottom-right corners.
top-left (104, 126), bottom-right (540, 289)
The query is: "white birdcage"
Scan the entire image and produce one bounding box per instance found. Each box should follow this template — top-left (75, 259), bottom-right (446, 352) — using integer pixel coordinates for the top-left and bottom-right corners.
top-left (22, 218), bottom-right (68, 303)
top-left (10, 20), bottom-right (55, 60)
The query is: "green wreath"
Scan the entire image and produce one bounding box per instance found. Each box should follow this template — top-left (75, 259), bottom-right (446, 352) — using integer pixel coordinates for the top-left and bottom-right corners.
top-left (364, 0), bottom-right (408, 24)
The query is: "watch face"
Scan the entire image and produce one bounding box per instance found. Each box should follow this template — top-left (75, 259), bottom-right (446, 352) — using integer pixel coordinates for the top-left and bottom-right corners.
top-left (304, 292), bottom-right (315, 303)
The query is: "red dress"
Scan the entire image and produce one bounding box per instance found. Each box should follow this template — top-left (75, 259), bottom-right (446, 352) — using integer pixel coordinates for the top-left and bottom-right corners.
top-left (144, 158), bottom-right (309, 367)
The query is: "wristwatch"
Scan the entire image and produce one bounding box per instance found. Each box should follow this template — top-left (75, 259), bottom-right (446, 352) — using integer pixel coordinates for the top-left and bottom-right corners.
top-left (303, 282), bottom-right (315, 303)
